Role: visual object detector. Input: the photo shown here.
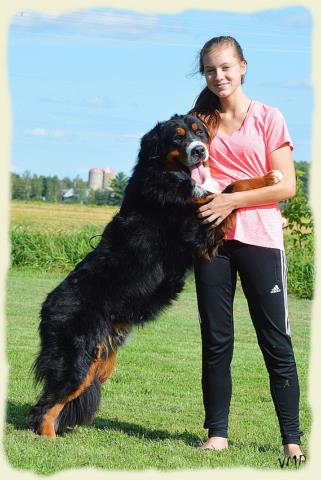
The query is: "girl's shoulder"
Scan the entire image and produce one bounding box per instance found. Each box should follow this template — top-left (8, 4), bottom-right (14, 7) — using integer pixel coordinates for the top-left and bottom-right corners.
top-left (252, 99), bottom-right (282, 116)
top-left (251, 100), bottom-right (285, 124)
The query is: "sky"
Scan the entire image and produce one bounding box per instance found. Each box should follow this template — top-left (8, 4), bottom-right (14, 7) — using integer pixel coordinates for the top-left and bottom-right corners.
top-left (7, 5), bottom-right (313, 181)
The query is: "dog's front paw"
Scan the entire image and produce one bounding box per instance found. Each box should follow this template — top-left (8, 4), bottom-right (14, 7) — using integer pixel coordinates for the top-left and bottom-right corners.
top-left (270, 169), bottom-right (284, 183)
top-left (192, 183), bottom-right (209, 198)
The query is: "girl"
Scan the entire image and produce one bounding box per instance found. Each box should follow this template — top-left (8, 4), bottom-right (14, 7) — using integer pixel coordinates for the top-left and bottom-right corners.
top-left (189, 36), bottom-right (304, 459)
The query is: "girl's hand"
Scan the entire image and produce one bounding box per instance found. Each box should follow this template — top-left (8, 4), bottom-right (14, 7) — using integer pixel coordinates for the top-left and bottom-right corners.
top-left (197, 193), bottom-right (236, 226)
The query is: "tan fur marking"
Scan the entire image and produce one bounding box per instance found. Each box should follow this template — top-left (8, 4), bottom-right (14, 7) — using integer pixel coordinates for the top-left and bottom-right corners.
top-left (192, 197), bottom-right (211, 205)
top-left (176, 127), bottom-right (185, 136)
top-left (38, 347), bottom-right (102, 438)
top-left (66, 356), bottom-right (101, 402)
top-left (191, 123), bottom-right (198, 131)
top-left (39, 403), bottom-right (66, 438)
top-left (97, 351), bottom-right (117, 384)
top-left (165, 150), bottom-right (182, 171)
top-left (166, 150), bottom-right (180, 160)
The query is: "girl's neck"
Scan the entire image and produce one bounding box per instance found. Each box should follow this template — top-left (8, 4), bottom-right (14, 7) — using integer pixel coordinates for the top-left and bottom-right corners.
top-left (219, 89), bottom-right (251, 115)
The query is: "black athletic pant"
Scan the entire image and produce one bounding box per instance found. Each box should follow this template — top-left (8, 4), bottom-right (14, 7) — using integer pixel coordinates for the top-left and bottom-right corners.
top-left (194, 240), bottom-right (303, 445)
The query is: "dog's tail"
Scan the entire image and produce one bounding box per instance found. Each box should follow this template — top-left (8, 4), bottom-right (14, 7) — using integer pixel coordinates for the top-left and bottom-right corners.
top-left (55, 377), bottom-right (101, 434)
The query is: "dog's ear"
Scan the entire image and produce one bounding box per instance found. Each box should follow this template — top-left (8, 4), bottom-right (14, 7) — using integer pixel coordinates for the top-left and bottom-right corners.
top-left (138, 122), bottom-right (163, 163)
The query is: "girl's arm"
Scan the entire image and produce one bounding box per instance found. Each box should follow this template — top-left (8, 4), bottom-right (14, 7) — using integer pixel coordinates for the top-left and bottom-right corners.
top-left (198, 145), bottom-right (296, 225)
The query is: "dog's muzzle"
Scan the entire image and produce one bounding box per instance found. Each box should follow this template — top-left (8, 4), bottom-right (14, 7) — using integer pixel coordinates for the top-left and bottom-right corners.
top-left (186, 141), bottom-right (209, 166)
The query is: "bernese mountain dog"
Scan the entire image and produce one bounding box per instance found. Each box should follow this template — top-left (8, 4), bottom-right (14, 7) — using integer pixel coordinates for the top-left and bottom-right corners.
top-left (27, 114), bottom-right (282, 437)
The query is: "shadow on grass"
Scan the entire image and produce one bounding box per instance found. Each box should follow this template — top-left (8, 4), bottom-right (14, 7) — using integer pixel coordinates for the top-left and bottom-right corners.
top-left (6, 401), bottom-right (30, 431)
top-left (93, 416), bottom-right (201, 446)
top-left (6, 401), bottom-right (200, 447)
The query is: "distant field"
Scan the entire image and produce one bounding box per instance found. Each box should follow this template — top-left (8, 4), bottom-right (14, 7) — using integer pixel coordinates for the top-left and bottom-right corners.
top-left (10, 201), bottom-right (118, 233)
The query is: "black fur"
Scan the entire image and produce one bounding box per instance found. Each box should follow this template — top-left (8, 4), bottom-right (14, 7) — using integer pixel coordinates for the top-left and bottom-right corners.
top-left (27, 114), bottom-right (235, 436)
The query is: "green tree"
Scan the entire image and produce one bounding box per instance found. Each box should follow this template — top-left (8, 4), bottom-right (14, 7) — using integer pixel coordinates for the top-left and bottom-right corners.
top-left (43, 176), bottom-right (61, 202)
top-left (73, 175), bottom-right (88, 203)
top-left (30, 174), bottom-right (44, 199)
top-left (294, 160), bottom-right (310, 196)
top-left (94, 189), bottom-right (109, 205)
top-left (281, 169), bottom-right (313, 248)
top-left (61, 176), bottom-right (73, 191)
top-left (19, 170), bottom-right (32, 200)
top-left (110, 172), bottom-right (128, 205)
top-left (11, 173), bottom-right (24, 199)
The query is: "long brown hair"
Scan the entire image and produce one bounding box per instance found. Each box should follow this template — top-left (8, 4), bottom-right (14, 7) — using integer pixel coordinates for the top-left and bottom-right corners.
top-left (189, 36), bottom-right (247, 136)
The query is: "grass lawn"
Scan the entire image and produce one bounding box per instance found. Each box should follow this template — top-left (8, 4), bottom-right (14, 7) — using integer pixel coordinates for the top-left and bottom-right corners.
top-left (10, 200), bottom-right (118, 233)
top-left (4, 269), bottom-right (311, 474)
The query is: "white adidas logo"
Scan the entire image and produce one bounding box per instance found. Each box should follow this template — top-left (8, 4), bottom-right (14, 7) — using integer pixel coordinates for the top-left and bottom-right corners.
top-left (270, 285), bottom-right (281, 294)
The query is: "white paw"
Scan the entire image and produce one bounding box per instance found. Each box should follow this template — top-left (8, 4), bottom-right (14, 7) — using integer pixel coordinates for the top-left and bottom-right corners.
top-left (192, 183), bottom-right (208, 198)
top-left (271, 169), bottom-right (283, 183)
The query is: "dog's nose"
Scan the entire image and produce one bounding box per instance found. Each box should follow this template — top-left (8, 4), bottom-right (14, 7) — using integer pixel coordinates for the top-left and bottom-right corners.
top-left (191, 145), bottom-right (206, 157)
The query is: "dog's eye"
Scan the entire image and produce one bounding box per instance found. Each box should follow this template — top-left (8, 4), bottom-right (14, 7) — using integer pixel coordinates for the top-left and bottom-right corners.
top-left (173, 134), bottom-right (182, 141)
top-left (195, 129), bottom-right (204, 136)
top-left (176, 127), bottom-right (186, 137)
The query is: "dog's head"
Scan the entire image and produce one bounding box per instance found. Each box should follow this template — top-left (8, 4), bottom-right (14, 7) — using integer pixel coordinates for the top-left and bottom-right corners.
top-left (138, 114), bottom-right (210, 173)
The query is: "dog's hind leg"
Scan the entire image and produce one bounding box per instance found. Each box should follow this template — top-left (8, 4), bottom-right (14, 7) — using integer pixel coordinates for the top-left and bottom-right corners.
top-left (29, 347), bottom-right (103, 438)
top-left (29, 324), bottom-right (132, 438)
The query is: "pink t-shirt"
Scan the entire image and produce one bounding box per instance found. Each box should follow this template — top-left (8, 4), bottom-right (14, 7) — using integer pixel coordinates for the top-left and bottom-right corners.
top-left (191, 100), bottom-right (294, 250)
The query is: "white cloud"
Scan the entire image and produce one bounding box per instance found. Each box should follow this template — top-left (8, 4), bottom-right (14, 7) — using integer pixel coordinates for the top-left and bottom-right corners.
top-left (24, 128), bottom-right (142, 140)
top-left (28, 127), bottom-right (46, 137)
top-left (40, 96), bottom-right (72, 105)
top-left (284, 11), bottom-right (311, 28)
top-left (26, 128), bottom-right (66, 138)
top-left (85, 96), bottom-right (114, 108)
top-left (82, 131), bottom-right (143, 139)
top-left (283, 78), bottom-right (313, 89)
top-left (11, 9), bottom-right (159, 38)
top-left (260, 78), bottom-right (313, 90)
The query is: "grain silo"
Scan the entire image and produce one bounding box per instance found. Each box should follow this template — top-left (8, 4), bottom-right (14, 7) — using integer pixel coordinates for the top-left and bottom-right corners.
top-left (102, 167), bottom-right (115, 190)
top-left (88, 168), bottom-right (103, 190)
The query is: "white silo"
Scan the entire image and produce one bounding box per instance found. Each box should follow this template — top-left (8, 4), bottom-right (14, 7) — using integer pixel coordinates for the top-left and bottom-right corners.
top-left (102, 167), bottom-right (115, 190)
top-left (88, 168), bottom-right (103, 190)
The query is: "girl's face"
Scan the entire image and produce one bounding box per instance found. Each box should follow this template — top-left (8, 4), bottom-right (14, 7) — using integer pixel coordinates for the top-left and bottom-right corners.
top-left (202, 45), bottom-right (247, 99)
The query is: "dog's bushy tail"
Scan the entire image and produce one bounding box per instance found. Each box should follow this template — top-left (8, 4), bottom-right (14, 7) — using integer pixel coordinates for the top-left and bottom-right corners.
top-left (56, 377), bottom-right (101, 434)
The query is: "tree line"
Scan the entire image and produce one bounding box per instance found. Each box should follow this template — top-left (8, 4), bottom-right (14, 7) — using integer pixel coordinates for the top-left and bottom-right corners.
top-left (11, 171), bottom-right (129, 206)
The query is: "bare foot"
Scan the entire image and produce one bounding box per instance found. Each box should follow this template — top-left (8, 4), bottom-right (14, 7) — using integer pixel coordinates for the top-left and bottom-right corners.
top-left (199, 436), bottom-right (228, 450)
top-left (283, 444), bottom-right (305, 460)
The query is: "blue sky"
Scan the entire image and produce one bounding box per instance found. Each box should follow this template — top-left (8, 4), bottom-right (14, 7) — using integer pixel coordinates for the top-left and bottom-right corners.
top-left (8, 6), bottom-right (313, 180)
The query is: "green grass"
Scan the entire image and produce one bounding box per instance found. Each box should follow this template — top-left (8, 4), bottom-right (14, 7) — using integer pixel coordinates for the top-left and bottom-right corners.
top-left (10, 225), bottom-right (101, 271)
top-left (4, 269), bottom-right (311, 474)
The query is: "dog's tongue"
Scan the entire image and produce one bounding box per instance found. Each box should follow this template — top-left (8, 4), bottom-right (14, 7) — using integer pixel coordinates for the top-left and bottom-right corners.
top-left (190, 162), bottom-right (207, 184)
top-left (190, 162), bottom-right (222, 194)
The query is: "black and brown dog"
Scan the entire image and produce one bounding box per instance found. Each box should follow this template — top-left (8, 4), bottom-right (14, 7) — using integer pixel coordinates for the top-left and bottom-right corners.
top-left (28, 114), bottom-right (282, 438)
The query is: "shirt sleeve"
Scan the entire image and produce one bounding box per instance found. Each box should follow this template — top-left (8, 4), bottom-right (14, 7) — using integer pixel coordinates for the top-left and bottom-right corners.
top-left (264, 107), bottom-right (294, 154)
